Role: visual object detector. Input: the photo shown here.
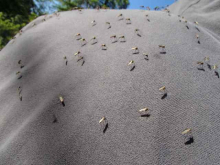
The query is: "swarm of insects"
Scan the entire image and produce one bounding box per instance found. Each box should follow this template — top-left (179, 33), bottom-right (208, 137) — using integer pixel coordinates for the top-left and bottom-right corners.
top-left (131, 47), bottom-right (139, 54)
top-left (119, 35), bottom-right (126, 42)
top-left (125, 18), bottom-right (131, 24)
top-left (101, 44), bottom-right (107, 50)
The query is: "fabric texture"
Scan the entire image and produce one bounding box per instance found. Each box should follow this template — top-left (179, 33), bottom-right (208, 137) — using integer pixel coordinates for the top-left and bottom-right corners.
top-left (0, 1), bottom-right (220, 164)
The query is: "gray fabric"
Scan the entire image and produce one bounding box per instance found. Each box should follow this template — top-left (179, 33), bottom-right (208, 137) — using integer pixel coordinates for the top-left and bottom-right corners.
top-left (169, 0), bottom-right (220, 37)
top-left (0, 3), bottom-right (220, 164)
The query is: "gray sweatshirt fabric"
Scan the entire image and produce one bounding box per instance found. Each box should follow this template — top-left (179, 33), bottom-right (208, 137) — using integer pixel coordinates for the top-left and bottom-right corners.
top-left (0, 1), bottom-right (220, 164)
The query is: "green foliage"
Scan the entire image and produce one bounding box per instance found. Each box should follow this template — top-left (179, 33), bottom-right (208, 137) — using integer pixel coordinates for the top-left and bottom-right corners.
top-left (0, 0), bottom-right (44, 49)
top-left (56, 0), bottom-right (78, 11)
top-left (0, 0), bottom-right (35, 19)
top-left (55, 0), bottom-right (130, 11)
top-left (0, 12), bottom-right (37, 49)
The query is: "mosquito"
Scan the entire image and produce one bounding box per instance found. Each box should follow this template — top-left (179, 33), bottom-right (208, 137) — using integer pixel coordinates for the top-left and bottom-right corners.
top-left (139, 108), bottom-right (148, 112)
top-left (74, 51), bottom-right (81, 57)
top-left (119, 36), bottom-right (126, 42)
top-left (101, 44), bottom-right (107, 50)
top-left (182, 128), bottom-right (191, 135)
top-left (106, 22), bottom-right (111, 29)
top-left (131, 47), bottom-right (139, 54)
top-left (125, 18), bottom-right (131, 24)
top-left (59, 96), bottom-right (65, 106)
top-left (128, 60), bottom-right (135, 71)
top-left (146, 15), bottom-right (150, 22)
top-left (159, 86), bottom-right (166, 92)
top-left (110, 35), bottom-right (117, 43)
top-left (118, 14), bottom-right (124, 20)
top-left (135, 29), bottom-right (141, 37)
top-left (159, 45), bottom-right (166, 53)
top-left (91, 20), bottom-right (96, 26)
top-left (204, 57), bottom-right (211, 70)
top-left (77, 56), bottom-right (84, 62)
top-left (182, 128), bottom-right (194, 145)
top-left (78, 9), bottom-right (83, 14)
top-left (90, 36), bottom-right (98, 45)
top-left (213, 65), bottom-right (219, 78)
top-left (139, 107), bottom-right (150, 117)
top-left (140, 5), bottom-right (145, 9)
top-left (99, 116), bottom-right (108, 133)
top-left (75, 33), bottom-right (82, 40)
top-left (197, 61), bottom-right (204, 70)
top-left (81, 38), bottom-right (87, 46)
top-left (64, 56), bottom-right (68, 65)
top-left (143, 53), bottom-right (149, 60)
top-left (196, 34), bottom-right (200, 44)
